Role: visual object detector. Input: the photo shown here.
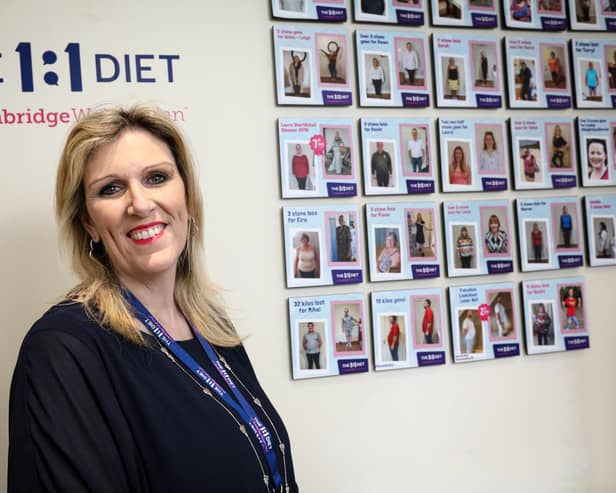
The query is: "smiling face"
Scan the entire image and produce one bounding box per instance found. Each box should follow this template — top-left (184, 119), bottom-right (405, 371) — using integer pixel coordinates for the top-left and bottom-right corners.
top-left (484, 132), bottom-right (495, 150)
top-left (489, 216), bottom-right (500, 234)
top-left (588, 142), bottom-right (606, 169)
top-left (82, 128), bottom-right (189, 286)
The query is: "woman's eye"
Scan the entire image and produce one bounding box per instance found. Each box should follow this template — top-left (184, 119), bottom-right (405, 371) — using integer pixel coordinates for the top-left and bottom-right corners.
top-left (147, 172), bottom-right (168, 185)
top-left (100, 183), bottom-right (122, 196)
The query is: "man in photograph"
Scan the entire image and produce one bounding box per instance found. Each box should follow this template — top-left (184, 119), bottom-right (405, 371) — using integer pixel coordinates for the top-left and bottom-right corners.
top-left (560, 205), bottom-right (573, 248)
top-left (335, 215), bottom-right (352, 262)
top-left (341, 308), bottom-right (361, 350)
top-left (407, 128), bottom-right (426, 173)
top-left (371, 141), bottom-right (393, 187)
top-left (403, 42), bottom-right (419, 85)
top-left (422, 299), bottom-right (435, 344)
top-left (302, 322), bottom-right (322, 369)
top-left (518, 60), bottom-right (533, 100)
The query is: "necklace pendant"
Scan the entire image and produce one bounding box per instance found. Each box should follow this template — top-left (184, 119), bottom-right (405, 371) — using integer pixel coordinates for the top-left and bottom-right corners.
top-left (239, 424), bottom-right (248, 437)
top-left (202, 387), bottom-right (212, 397)
top-left (254, 397), bottom-right (262, 408)
top-left (262, 474), bottom-right (269, 488)
top-left (279, 442), bottom-right (285, 454)
top-left (220, 356), bottom-right (229, 369)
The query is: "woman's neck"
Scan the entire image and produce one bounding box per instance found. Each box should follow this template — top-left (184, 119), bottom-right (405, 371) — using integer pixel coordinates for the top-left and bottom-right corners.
top-left (120, 272), bottom-right (193, 341)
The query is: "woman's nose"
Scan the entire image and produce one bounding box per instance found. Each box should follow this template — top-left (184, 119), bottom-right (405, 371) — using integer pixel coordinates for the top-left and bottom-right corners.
top-left (126, 182), bottom-right (155, 217)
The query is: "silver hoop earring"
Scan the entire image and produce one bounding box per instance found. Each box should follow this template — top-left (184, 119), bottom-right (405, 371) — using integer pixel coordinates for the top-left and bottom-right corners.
top-left (89, 239), bottom-right (96, 259)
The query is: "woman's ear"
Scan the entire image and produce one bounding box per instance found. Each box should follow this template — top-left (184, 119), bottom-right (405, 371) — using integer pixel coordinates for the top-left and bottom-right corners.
top-left (80, 212), bottom-right (100, 243)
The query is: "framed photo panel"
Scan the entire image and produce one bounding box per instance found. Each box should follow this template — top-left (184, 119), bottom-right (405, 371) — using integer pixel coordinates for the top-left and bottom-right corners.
top-left (516, 196), bottom-right (584, 271)
top-left (366, 202), bottom-right (441, 281)
top-left (361, 118), bottom-right (436, 195)
top-left (439, 118), bottom-right (509, 192)
top-left (433, 33), bottom-right (503, 108)
top-left (272, 0), bottom-right (347, 21)
top-left (449, 282), bottom-right (521, 363)
top-left (510, 117), bottom-right (577, 190)
top-left (289, 293), bottom-right (369, 379)
top-left (522, 277), bottom-right (589, 355)
top-left (371, 288), bottom-right (446, 371)
top-left (353, 0), bottom-right (425, 25)
top-left (356, 31), bottom-right (430, 107)
top-left (278, 118), bottom-right (359, 198)
top-left (274, 25), bottom-right (352, 106)
top-left (584, 194), bottom-right (616, 266)
top-left (443, 199), bottom-right (514, 277)
top-left (283, 205), bottom-right (363, 287)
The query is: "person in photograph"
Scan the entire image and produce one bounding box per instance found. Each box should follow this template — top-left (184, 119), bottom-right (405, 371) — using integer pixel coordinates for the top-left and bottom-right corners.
top-left (7, 105), bottom-right (298, 492)
top-left (493, 296), bottom-right (509, 337)
top-left (387, 315), bottom-right (400, 361)
top-left (415, 212), bottom-right (427, 254)
top-left (587, 138), bottom-right (608, 181)
top-left (585, 61), bottom-right (600, 98)
top-left (294, 232), bottom-right (320, 278)
top-left (449, 145), bottom-right (470, 185)
top-left (371, 142), bottom-right (393, 187)
top-left (521, 147), bottom-right (538, 182)
top-left (281, 0), bottom-right (305, 11)
top-left (320, 41), bottom-right (341, 82)
top-left (551, 125), bottom-right (568, 168)
top-left (479, 131), bottom-right (501, 172)
top-left (479, 51), bottom-right (489, 85)
top-left (408, 214), bottom-right (417, 251)
top-left (547, 51), bottom-right (562, 86)
top-left (446, 58), bottom-right (460, 98)
top-left (369, 57), bottom-right (386, 97)
top-left (292, 143), bottom-right (310, 190)
top-left (462, 310), bottom-right (477, 354)
top-left (597, 221), bottom-right (611, 257)
top-left (579, 0), bottom-right (591, 21)
top-left (289, 50), bottom-right (308, 96)
top-left (492, 64), bottom-right (498, 85)
top-left (362, 0), bottom-right (385, 14)
top-left (531, 222), bottom-right (544, 262)
top-left (408, 127), bottom-right (426, 173)
top-left (350, 219), bottom-right (357, 261)
top-left (560, 206), bottom-right (573, 248)
top-left (562, 287), bottom-right (582, 329)
top-left (422, 299), bottom-right (435, 344)
top-left (456, 226), bottom-right (474, 269)
top-left (533, 303), bottom-right (552, 345)
top-left (335, 215), bottom-right (352, 262)
top-left (341, 307), bottom-right (361, 350)
top-left (302, 322), bottom-right (322, 369)
top-left (485, 214), bottom-right (508, 254)
top-left (403, 42), bottom-right (419, 85)
top-left (377, 231), bottom-right (401, 273)
top-left (511, 0), bottom-right (531, 20)
top-left (609, 50), bottom-right (616, 89)
top-left (327, 131), bottom-right (345, 174)
top-left (518, 60), bottom-right (533, 100)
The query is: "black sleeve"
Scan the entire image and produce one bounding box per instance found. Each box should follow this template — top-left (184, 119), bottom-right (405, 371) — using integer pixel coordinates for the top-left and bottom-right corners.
top-left (8, 330), bottom-right (138, 493)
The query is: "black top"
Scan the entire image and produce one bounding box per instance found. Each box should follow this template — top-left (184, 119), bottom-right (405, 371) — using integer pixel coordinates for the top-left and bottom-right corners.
top-left (9, 302), bottom-right (298, 493)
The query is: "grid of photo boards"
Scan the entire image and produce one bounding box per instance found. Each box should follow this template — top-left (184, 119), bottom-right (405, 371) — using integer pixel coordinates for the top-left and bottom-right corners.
top-left (272, 0), bottom-right (613, 380)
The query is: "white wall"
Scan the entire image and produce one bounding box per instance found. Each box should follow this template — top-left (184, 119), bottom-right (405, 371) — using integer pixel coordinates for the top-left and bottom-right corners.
top-left (1, 2), bottom-right (615, 492)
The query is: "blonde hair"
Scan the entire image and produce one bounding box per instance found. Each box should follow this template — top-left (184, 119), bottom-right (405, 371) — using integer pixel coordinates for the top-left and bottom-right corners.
top-left (55, 104), bottom-right (240, 346)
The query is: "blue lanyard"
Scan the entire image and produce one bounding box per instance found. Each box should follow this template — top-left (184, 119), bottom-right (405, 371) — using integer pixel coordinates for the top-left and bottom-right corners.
top-left (123, 290), bottom-right (282, 489)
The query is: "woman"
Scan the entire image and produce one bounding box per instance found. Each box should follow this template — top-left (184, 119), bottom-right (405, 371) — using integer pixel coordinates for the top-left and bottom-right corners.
top-left (485, 214), bottom-right (508, 254)
top-left (8, 105), bottom-right (298, 493)
top-left (587, 138), bottom-right (608, 181)
top-left (547, 51), bottom-right (561, 86)
top-left (597, 221), bottom-right (609, 257)
top-left (327, 131), bottom-right (345, 174)
top-left (291, 143), bottom-right (310, 190)
top-left (461, 310), bottom-right (476, 354)
top-left (551, 125), bottom-right (568, 168)
top-left (533, 303), bottom-right (552, 346)
top-left (449, 145), bottom-right (471, 185)
top-left (479, 131), bottom-right (500, 171)
top-left (289, 50), bottom-right (307, 96)
top-left (414, 212), bottom-right (427, 255)
top-left (447, 58), bottom-right (460, 98)
top-left (522, 147), bottom-right (537, 181)
top-left (456, 226), bottom-right (474, 268)
top-left (320, 41), bottom-right (341, 82)
top-left (531, 222), bottom-right (543, 262)
top-left (377, 231), bottom-right (401, 273)
top-left (609, 50), bottom-right (616, 89)
top-left (369, 57), bottom-right (385, 97)
top-left (294, 232), bottom-right (320, 278)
